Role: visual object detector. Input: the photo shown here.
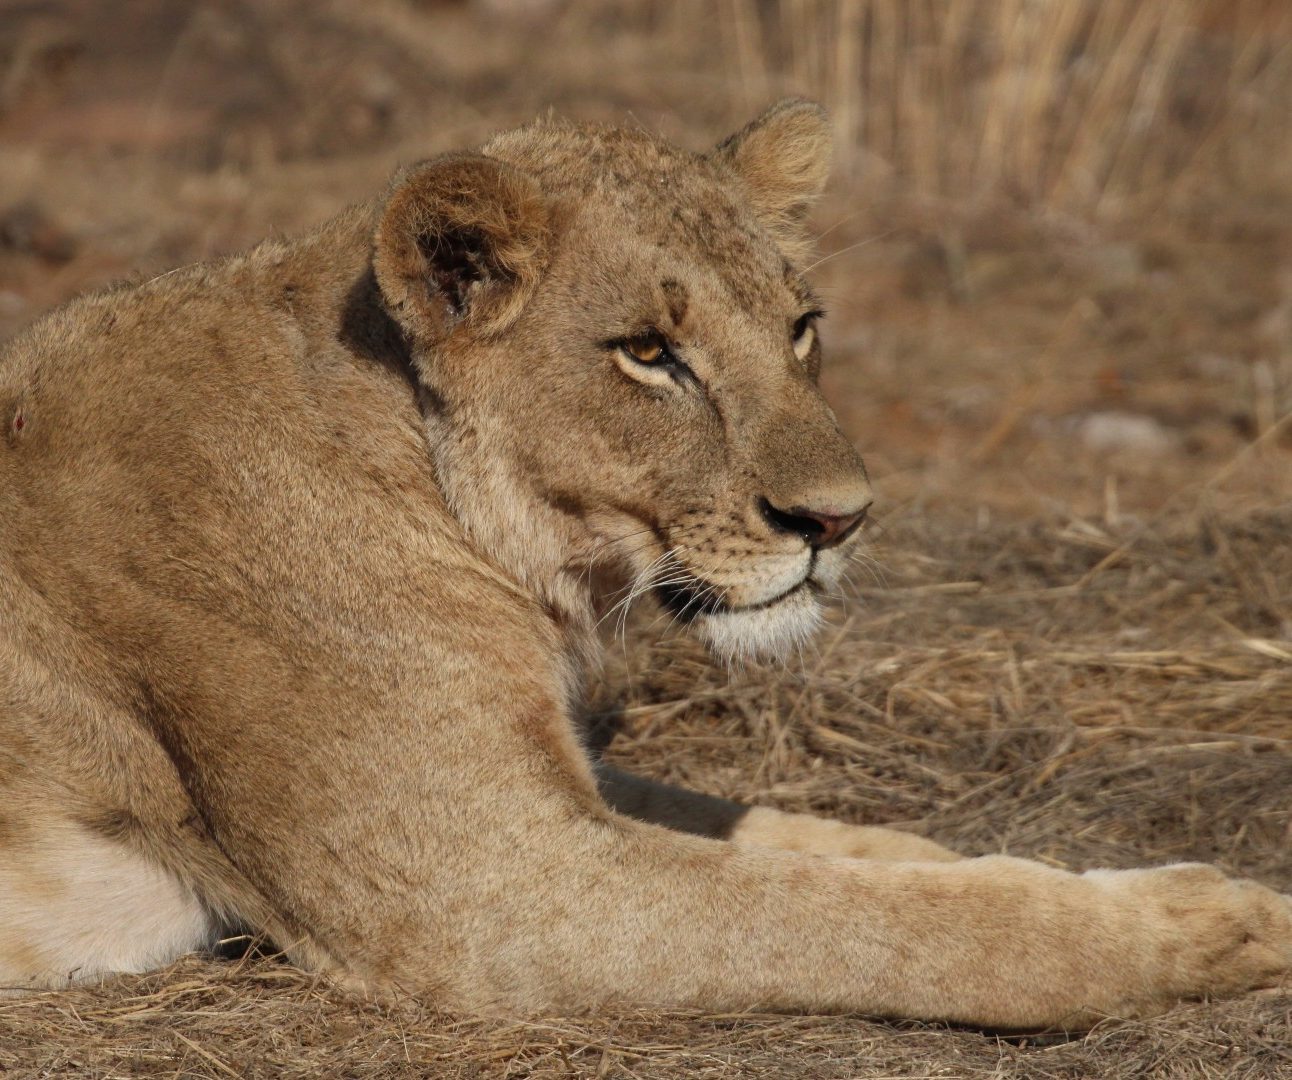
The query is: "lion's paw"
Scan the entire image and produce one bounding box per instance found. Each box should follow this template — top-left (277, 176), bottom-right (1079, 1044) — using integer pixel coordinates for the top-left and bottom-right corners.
top-left (1086, 863), bottom-right (1292, 1011)
top-left (731, 808), bottom-right (964, 862)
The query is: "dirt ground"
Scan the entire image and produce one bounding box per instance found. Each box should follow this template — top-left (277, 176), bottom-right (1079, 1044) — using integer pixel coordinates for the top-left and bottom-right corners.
top-left (1, 2), bottom-right (1289, 1077)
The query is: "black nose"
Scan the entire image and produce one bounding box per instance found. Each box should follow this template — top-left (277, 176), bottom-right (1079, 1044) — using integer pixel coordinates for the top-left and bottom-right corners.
top-left (759, 497), bottom-right (870, 549)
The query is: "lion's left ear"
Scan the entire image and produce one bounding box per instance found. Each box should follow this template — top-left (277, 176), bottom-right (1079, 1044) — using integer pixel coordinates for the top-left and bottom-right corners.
top-left (372, 152), bottom-right (549, 348)
top-left (709, 98), bottom-right (832, 262)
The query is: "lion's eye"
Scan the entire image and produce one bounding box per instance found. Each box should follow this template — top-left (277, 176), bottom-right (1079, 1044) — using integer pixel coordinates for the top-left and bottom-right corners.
top-left (621, 333), bottom-right (668, 365)
top-left (792, 309), bottom-right (823, 363)
top-left (609, 329), bottom-right (694, 389)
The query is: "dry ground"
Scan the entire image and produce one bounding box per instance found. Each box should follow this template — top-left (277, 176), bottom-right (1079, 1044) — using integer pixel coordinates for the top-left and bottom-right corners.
top-left (1, 2), bottom-right (1290, 1076)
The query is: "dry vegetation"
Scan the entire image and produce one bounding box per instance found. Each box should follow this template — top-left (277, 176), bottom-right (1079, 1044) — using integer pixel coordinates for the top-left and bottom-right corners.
top-left (1, 0), bottom-right (1290, 1076)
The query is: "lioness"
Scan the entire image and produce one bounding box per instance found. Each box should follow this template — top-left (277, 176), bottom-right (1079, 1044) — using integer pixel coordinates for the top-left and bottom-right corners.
top-left (1, 101), bottom-right (1288, 1029)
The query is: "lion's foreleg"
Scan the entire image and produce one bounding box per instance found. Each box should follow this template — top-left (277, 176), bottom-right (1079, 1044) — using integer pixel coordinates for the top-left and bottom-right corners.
top-left (595, 763), bottom-right (961, 861)
top-left (401, 799), bottom-right (1292, 1028)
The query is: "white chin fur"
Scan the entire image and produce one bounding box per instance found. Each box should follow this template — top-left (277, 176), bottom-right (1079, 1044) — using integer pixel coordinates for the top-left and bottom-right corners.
top-left (694, 590), bottom-right (824, 663)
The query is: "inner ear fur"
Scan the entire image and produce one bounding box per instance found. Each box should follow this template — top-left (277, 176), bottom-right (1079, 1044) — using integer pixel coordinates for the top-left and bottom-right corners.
top-left (709, 98), bottom-right (833, 263)
top-left (372, 152), bottom-right (549, 346)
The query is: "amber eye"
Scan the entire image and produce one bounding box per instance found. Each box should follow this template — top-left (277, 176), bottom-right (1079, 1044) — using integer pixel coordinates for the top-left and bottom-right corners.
top-left (621, 332), bottom-right (668, 365)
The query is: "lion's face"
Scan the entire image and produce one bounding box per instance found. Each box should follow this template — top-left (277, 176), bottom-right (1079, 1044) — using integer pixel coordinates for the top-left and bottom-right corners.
top-left (373, 102), bottom-right (870, 661)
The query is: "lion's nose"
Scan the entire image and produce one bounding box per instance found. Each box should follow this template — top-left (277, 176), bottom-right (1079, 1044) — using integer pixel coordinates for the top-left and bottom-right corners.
top-left (758, 497), bottom-right (871, 549)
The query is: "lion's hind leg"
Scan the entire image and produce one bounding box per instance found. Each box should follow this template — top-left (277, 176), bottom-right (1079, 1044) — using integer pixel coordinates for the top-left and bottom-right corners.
top-left (0, 813), bottom-right (217, 991)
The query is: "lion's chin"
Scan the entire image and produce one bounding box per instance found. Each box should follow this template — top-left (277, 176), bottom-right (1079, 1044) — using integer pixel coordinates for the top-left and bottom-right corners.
top-left (693, 590), bottom-right (824, 664)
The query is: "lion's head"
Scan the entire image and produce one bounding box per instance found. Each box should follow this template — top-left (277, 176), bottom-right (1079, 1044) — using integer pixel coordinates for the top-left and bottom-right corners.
top-left (372, 100), bottom-right (871, 661)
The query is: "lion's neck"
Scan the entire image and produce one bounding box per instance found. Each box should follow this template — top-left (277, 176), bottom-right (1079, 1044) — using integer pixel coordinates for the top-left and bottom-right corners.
top-left (420, 409), bottom-right (601, 673)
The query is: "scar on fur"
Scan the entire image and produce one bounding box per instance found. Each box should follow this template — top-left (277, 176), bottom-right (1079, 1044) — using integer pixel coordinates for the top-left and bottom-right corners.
top-left (11, 408), bottom-right (24, 433)
top-left (660, 279), bottom-right (689, 328)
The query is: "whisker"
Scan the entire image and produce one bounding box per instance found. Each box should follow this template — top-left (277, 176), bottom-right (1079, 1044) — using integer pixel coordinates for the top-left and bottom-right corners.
top-left (811, 208), bottom-right (863, 246)
top-left (802, 230), bottom-right (894, 274)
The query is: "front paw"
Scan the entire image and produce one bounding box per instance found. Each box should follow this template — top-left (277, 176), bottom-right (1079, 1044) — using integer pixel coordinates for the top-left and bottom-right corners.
top-left (731, 807), bottom-right (964, 862)
top-left (1087, 863), bottom-right (1292, 1012)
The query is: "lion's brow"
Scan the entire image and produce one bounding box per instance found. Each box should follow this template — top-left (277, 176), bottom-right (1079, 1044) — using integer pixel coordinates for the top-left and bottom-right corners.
top-left (781, 261), bottom-right (817, 307)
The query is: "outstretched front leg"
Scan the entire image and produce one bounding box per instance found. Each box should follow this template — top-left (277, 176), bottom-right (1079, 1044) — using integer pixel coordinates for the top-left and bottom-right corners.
top-left (103, 637), bottom-right (1290, 1029)
top-left (250, 740), bottom-right (1292, 1029)
top-left (596, 762), bottom-right (959, 862)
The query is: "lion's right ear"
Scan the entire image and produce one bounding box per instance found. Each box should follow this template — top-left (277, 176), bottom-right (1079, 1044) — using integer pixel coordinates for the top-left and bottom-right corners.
top-left (372, 153), bottom-right (549, 346)
top-left (709, 98), bottom-right (832, 264)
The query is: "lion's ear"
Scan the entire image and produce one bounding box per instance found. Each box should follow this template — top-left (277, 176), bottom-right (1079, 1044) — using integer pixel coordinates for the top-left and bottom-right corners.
top-left (709, 98), bottom-right (832, 261)
top-left (372, 153), bottom-right (549, 346)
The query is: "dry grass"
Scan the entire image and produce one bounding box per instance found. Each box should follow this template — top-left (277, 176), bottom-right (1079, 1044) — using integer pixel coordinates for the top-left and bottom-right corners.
top-left (723, 0), bottom-right (1292, 214)
top-left (1, 1), bottom-right (1291, 1076)
top-left (1, 963), bottom-right (1288, 1078)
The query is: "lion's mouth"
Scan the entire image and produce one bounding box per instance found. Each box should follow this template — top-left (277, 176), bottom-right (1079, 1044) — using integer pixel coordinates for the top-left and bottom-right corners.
top-left (654, 560), bottom-right (817, 622)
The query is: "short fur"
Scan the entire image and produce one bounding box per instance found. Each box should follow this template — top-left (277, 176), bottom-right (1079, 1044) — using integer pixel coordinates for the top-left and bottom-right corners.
top-left (1, 102), bottom-right (1288, 1028)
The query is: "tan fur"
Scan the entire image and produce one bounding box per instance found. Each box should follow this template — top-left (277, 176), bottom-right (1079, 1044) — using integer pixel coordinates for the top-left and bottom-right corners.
top-left (730, 807), bottom-right (965, 863)
top-left (0, 102), bottom-right (1288, 1027)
